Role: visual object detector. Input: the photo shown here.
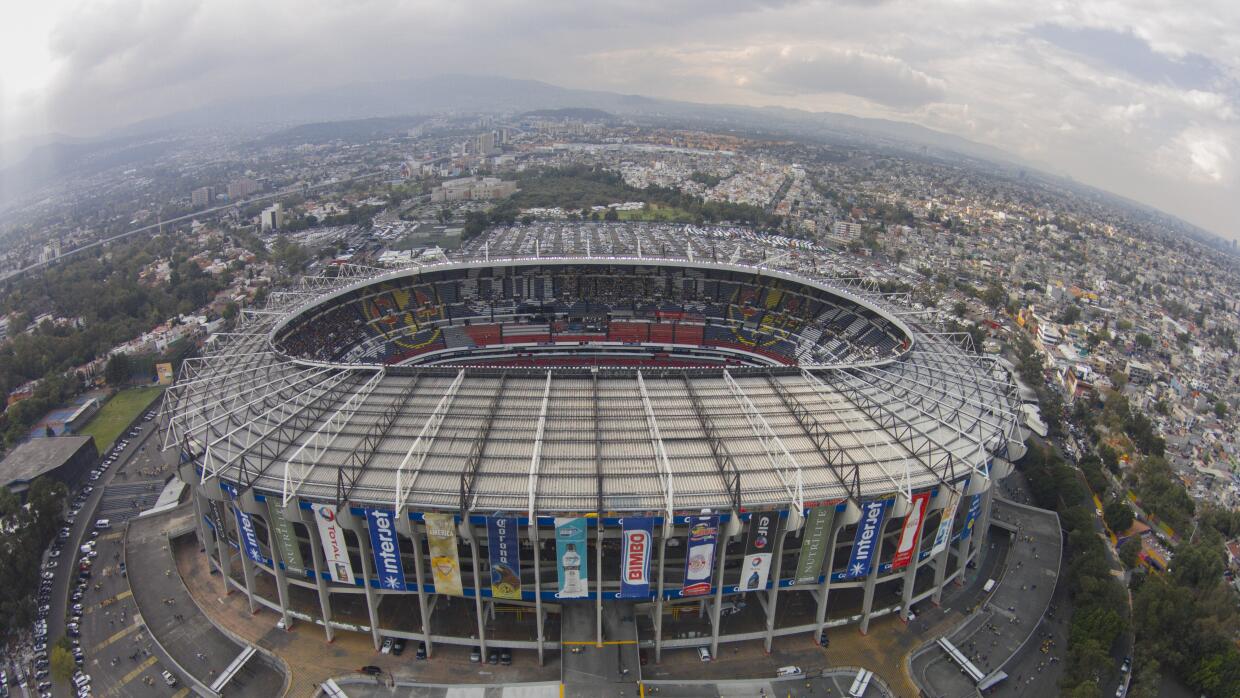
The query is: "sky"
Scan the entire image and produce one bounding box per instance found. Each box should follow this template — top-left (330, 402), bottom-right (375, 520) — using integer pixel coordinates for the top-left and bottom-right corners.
top-left (0, 0), bottom-right (1237, 240)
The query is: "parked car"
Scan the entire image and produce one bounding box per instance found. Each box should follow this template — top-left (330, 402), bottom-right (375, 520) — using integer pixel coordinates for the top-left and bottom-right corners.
top-left (469, 646), bottom-right (481, 663)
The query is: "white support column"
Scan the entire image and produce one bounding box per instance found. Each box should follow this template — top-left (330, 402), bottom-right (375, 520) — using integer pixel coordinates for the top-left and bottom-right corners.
top-left (302, 508), bottom-right (336, 643)
top-left (401, 516), bottom-right (434, 658)
top-left (762, 514), bottom-right (793, 653)
top-left (812, 520), bottom-right (845, 642)
top-left (858, 517), bottom-right (894, 635)
top-left (595, 518), bottom-right (604, 648)
top-left (262, 508), bottom-right (293, 630)
top-left (530, 518), bottom-right (545, 666)
top-left (353, 515), bottom-right (383, 651)
top-left (465, 515), bottom-right (488, 656)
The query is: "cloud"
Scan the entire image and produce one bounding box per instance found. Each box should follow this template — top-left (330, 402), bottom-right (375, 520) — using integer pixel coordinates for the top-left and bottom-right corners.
top-left (749, 47), bottom-right (947, 109)
top-left (1158, 128), bottom-right (1233, 183)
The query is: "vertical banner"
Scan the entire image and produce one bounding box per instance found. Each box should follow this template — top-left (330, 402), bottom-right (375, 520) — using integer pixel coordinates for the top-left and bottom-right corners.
top-left (845, 499), bottom-right (892, 579)
top-left (220, 483), bottom-right (265, 565)
top-left (554, 517), bottom-right (589, 599)
top-left (931, 489), bottom-right (962, 556)
top-left (486, 516), bottom-right (523, 600)
top-left (794, 506), bottom-right (836, 584)
top-left (892, 492), bottom-right (932, 570)
top-left (740, 511), bottom-right (780, 591)
top-left (267, 499), bottom-right (305, 576)
top-left (961, 493), bottom-right (984, 541)
top-left (207, 500), bottom-right (226, 533)
top-left (681, 515), bottom-right (719, 597)
top-left (424, 512), bottom-right (464, 596)
top-left (366, 509), bottom-right (406, 591)
top-left (619, 517), bottom-right (654, 599)
top-left (311, 503), bottom-right (356, 585)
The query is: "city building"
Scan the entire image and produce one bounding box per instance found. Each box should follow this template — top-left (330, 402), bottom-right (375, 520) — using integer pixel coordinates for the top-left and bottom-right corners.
top-left (260, 203), bottom-right (284, 231)
top-left (227, 177), bottom-right (260, 200)
top-left (191, 186), bottom-right (214, 208)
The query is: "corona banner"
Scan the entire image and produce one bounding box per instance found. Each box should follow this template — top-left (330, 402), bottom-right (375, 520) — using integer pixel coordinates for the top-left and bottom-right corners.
top-left (961, 493), bottom-right (984, 541)
top-left (424, 512), bottom-right (463, 596)
top-left (486, 516), bottom-right (522, 600)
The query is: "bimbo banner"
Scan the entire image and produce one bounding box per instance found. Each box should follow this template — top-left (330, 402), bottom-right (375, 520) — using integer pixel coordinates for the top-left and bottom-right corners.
top-left (311, 502), bottom-right (356, 585)
top-left (931, 489), bottom-right (961, 556)
top-left (424, 512), bottom-right (463, 596)
top-left (619, 517), bottom-right (654, 598)
top-left (961, 493), bottom-right (984, 541)
top-left (740, 511), bottom-right (780, 591)
top-left (845, 499), bottom-right (891, 579)
top-left (681, 515), bottom-right (718, 597)
top-left (555, 517), bottom-right (589, 599)
top-left (892, 491), bottom-right (931, 570)
top-left (366, 508), bottom-right (406, 591)
top-left (486, 516), bottom-right (522, 600)
top-left (794, 506), bottom-right (836, 584)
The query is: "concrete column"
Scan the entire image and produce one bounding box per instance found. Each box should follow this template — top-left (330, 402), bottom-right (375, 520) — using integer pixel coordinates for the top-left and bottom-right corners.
top-left (261, 509), bottom-right (293, 629)
top-left (595, 519), bottom-right (604, 648)
top-left (898, 538), bottom-right (922, 622)
top-left (464, 515), bottom-right (487, 655)
top-left (191, 490), bottom-right (210, 554)
top-left (300, 507), bottom-right (335, 643)
top-left (858, 517), bottom-right (894, 635)
top-left (350, 512), bottom-right (383, 650)
top-left (762, 519), bottom-right (793, 653)
top-left (529, 518), bottom-right (545, 666)
top-left (812, 521), bottom-right (845, 641)
top-left (707, 517), bottom-right (731, 659)
top-left (400, 516), bottom-right (433, 658)
top-left (653, 522), bottom-right (669, 663)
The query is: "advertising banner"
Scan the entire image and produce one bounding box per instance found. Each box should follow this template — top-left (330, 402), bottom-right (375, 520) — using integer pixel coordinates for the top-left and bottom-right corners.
top-left (619, 517), bottom-right (654, 599)
top-left (155, 362), bottom-right (174, 385)
top-left (311, 502), bottom-right (356, 585)
top-left (206, 500), bottom-right (225, 533)
top-left (794, 506), bottom-right (836, 584)
top-left (266, 499), bottom-right (304, 576)
top-left (424, 512), bottom-right (463, 596)
top-left (931, 489), bottom-right (962, 556)
top-left (740, 510), bottom-right (780, 591)
top-left (232, 505), bottom-right (266, 565)
top-left (845, 499), bottom-right (892, 579)
top-left (892, 491), bottom-right (932, 570)
top-left (365, 509), bottom-right (406, 591)
top-left (681, 515), bottom-right (719, 597)
top-left (486, 516), bottom-right (522, 600)
top-left (554, 517), bottom-right (589, 599)
top-left (961, 493), bottom-right (984, 541)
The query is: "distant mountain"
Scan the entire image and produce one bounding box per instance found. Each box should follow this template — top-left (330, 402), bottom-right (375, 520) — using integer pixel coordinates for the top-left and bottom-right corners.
top-left (521, 107), bottom-right (615, 121)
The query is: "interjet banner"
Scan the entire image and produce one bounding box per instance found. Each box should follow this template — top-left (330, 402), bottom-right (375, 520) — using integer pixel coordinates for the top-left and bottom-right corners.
top-left (554, 517), bottom-right (589, 599)
top-left (961, 493), bottom-right (984, 541)
top-left (681, 515), bottom-right (718, 597)
top-left (794, 506), bottom-right (836, 584)
top-left (311, 502), bottom-right (356, 585)
top-left (845, 499), bottom-right (892, 579)
top-left (740, 511), bottom-right (780, 591)
top-left (619, 517), bottom-right (654, 599)
top-left (931, 489), bottom-right (962, 556)
top-left (892, 491), bottom-right (932, 570)
top-left (366, 509), bottom-right (406, 591)
top-left (486, 516), bottom-right (522, 601)
top-left (232, 505), bottom-right (267, 565)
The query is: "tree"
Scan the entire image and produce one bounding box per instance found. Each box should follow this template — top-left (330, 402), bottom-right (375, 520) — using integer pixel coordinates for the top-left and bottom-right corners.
top-left (1059, 303), bottom-right (1082, 324)
top-left (603, 207), bottom-right (619, 221)
top-left (981, 281), bottom-right (1006, 309)
top-left (1214, 401), bottom-right (1227, 419)
top-left (104, 353), bottom-right (131, 386)
top-left (50, 645), bottom-right (75, 682)
top-left (1135, 333), bottom-right (1153, 349)
top-left (1104, 499), bottom-right (1134, 533)
top-left (1119, 537), bottom-right (1142, 568)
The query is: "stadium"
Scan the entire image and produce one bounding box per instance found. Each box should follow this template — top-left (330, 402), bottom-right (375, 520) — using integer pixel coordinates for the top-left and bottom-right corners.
top-left (166, 223), bottom-right (1025, 665)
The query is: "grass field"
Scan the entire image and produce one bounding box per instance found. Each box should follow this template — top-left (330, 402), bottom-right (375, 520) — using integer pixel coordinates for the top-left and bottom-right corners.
top-left (79, 386), bottom-right (163, 451)
top-left (615, 203), bottom-right (696, 222)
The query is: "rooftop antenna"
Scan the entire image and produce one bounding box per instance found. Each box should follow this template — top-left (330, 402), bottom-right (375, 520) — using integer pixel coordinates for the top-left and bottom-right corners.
top-left (637, 238), bottom-right (642, 258)
top-left (586, 238), bottom-right (591, 258)
top-left (484, 241), bottom-right (489, 262)
top-left (536, 239), bottom-right (540, 258)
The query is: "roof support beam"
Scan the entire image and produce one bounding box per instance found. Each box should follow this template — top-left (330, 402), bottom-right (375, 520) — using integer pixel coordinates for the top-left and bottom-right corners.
top-left (394, 369), bottom-right (465, 516)
top-left (337, 375), bottom-right (424, 507)
top-left (459, 373), bottom-right (507, 512)
top-left (525, 371), bottom-right (553, 523)
top-left (722, 369), bottom-right (804, 516)
top-left (282, 368), bottom-right (385, 504)
top-left (636, 371), bottom-right (676, 527)
top-left (681, 374), bottom-right (741, 513)
top-left (762, 372), bottom-right (861, 506)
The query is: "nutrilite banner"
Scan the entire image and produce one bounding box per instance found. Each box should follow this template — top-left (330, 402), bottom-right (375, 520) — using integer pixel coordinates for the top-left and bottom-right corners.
top-left (892, 491), bottom-right (932, 570)
top-left (619, 517), bottom-right (654, 599)
top-left (365, 508), bottom-right (406, 591)
top-left (681, 515), bottom-right (718, 597)
top-left (266, 500), bottom-right (304, 576)
top-left (740, 511), bottom-right (780, 591)
top-left (794, 506), bottom-right (836, 584)
top-left (486, 516), bottom-right (522, 600)
top-left (961, 493), bottom-right (984, 541)
top-left (311, 503), bottom-right (356, 585)
top-left (931, 489), bottom-right (962, 556)
top-left (424, 512), bottom-right (463, 596)
top-left (845, 499), bottom-right (892, 579)
top-left (554, 517), bottom-right (589, 599)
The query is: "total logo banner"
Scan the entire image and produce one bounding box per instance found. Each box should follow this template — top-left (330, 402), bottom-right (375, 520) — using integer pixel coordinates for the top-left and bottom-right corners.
top-left (312, 502), bottom-right (357, 585)
top-left (845, 499), bottom-right (892, 579)
top-left (740, 511), bottom-right (781, 591)
top-left (618, 517), bottom-right (653, 598)
top-left (365, 508), bottom-right (407, 591)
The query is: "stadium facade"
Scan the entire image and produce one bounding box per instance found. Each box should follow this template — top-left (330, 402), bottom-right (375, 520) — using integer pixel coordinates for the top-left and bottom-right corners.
top-left (166, 224), bottom-right (1026, 663)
